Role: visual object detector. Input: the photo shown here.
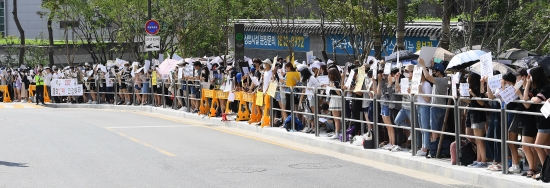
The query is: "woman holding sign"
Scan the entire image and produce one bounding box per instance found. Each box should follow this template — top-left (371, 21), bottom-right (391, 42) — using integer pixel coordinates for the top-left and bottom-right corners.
top-left (464, 73), bottom-right (487, 168)
top-left (327, 68), bottom-right (343, 139)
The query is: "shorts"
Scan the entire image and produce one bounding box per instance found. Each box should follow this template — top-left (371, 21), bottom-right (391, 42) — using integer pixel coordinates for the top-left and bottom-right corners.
top-left (381, 105), bottom-right (390, 117)
top-left (190, 86), bottom-right (197, 95)
top-left (523, 124), bottom-right (538, 138)
top-left (155, 84), bottom-right (163, 94)
top-left (119, 83), bottom-right (127, 90)
top-left (538, 129), bottom-right (550, 134)
top-left (152, 85), bottom-right (158, 93)
top-left (89, 83), bottom-right (96, 91)
top-left (141, 83), bottom-right (149, 93)
top-left (508, 114), bottom-right (521, 134)
top-left (366, 105), bottom-right (373, 122)
top-left (471, 122), bottom-right (486, 130)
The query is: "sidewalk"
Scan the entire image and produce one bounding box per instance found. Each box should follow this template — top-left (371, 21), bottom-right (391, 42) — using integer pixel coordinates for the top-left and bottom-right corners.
top-left (50, 103), bottom-right (548, 188)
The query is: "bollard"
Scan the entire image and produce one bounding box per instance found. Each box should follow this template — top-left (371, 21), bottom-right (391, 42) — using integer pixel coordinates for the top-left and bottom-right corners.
top-left (270, 95), bottom-right (274, 127)
top-left (162, 80), bottom-right (166, 108)
top-left (454, 98), bottom-right (461, 165)
top-left (96, 79), bottom-right (101, 104)
top-left (185, 81), bottom-right (190, 112)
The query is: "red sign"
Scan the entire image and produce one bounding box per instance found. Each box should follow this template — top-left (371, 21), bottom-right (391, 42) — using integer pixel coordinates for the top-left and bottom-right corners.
top-left (145, 20), bottom-right (160, 35)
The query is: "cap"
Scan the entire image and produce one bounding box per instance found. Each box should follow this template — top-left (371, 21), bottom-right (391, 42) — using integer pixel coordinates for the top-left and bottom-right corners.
top-left (262, 59), bottom-right (273, 66)
top-left (311, 61), bottom-right (321, 70)
top-left (236, 73), bottom-right (242, 83)
top-left (250, 67), bottom-right (256, 72)
top-left (404, 64), bottom-right (414, 72)
top-left (431, 63), bottom-right (445, 73)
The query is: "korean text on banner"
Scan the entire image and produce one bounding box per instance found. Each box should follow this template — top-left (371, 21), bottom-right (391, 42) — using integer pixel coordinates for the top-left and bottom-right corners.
top-left (419, 47), bottom-right (437, 67)
top-left (256, 92), bottom-right (264, 106)
top-left (285, 72), bottom-right (300, 87)
top-left (410, 66), bottom-right (423, 94)
top-left (480, 52), bottom-right (493, 78)
top-left (51, 79), bottom-right (83, 96)
top-left (317, 75), bottom-right (329, 85)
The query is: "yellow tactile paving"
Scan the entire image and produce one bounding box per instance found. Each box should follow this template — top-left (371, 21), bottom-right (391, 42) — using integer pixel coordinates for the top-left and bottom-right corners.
top-left (0, 103), bottom-right (45, 109)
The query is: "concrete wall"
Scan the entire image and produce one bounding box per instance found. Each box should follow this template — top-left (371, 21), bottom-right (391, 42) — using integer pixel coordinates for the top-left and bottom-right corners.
top-left (5, 0), bottom-right (66, 40)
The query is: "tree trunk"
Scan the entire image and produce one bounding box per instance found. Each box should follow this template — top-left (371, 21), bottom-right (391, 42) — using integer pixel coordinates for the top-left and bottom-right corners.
top-left (440, 0), bottom-right (451, 50)
top-left (12, 0), bottom-right (25, 65)
top-left (372, 0), bottom-right (382, 59)
top-left (47, 18), bottom-right (54, 67)
top-left (396, 0), bottom-right (405, 51)
top-left (468, 0), bottom-right (475, 49)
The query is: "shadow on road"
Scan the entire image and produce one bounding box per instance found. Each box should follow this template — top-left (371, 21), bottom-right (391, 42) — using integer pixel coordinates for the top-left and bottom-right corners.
top-left (0, 161), bottom-right (29, 167)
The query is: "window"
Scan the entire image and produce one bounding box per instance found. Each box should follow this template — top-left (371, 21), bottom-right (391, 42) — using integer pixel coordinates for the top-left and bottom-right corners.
top-left (0, 0), bottom-right (4, 37)
top-left (60, 21), bottom-right (80, 29)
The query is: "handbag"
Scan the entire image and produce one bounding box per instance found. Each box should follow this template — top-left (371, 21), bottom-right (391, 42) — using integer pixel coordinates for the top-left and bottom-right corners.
top-left (362, 130), bottom-right (375, 149)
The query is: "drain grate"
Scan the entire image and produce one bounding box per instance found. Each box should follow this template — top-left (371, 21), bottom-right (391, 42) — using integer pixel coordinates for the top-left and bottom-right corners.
top-left (215, 167), bottom-right (267, 173)
top-left (289, 163), bottom-right (342, 169)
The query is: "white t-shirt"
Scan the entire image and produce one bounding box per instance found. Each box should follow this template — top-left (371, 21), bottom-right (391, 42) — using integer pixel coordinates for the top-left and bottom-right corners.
top-left (44, 73), bottom-right (53, 85)
top-left (416, 81), bottom-right (432, 104)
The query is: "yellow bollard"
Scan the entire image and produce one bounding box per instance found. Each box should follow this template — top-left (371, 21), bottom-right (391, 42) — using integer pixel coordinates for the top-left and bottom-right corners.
top-left (209, 90), bottom-right (219, 117)
top-left (0, 85), bottom-right (11, 102)
top-left (248, 93), bottom-right (262, 124)
top-left (261, 94), bottom-right (271, 127)
top-left (199, 89), bottom-right (212, 115)
top-left (236, 92), bottom-right (250, 121)
top-left (43, 85), bottom-right (51, 103)
top-left (28, 85), bottom-right (36, 103)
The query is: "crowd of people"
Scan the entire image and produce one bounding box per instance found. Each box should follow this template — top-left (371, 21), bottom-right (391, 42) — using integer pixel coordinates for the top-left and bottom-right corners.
top-left (1, 53), bottom-right (550, 181)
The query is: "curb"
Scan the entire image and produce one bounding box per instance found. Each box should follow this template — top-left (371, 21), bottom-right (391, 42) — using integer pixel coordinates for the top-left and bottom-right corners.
top-left (50, 104), bottom-right (547, 188)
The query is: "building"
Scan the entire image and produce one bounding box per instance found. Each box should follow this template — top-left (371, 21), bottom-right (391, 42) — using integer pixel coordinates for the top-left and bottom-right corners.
top-left (2, 0), bottom-right (67, 40)
top-left (234, 19), bottom-right (463, 64)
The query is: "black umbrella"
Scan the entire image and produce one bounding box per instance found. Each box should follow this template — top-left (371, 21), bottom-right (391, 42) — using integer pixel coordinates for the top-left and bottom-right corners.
top-left (537, 56), bottom-right (550, 76)
top-left (386, 50), bottom-right (419, 62)
top-left (453, 45), bottom-right (492, 54)
top-left (498, 48), bottom-right (538, 60)
top-left (512, 55), bottom-right (550, 69)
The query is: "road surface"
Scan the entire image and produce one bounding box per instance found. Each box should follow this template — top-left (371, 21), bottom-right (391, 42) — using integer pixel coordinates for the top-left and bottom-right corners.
top-left (0, 105), bottom-right (477, 188)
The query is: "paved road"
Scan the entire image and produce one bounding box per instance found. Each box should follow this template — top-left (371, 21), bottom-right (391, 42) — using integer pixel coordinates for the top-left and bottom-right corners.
top-left (0, 107), bottom-right (477, 188)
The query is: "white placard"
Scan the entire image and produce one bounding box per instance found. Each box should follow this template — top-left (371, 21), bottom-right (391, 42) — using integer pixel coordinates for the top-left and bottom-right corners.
top-left (419, 47), bottom-right (437, 67)
top-left (410, 67), bottom-right (423, 94)
top-left (400, 78), bottom-right (409, 94)
top-left (106, 78), bottom-right (115, 87)
top-left (183, 65), bottom-right (193, 77)
top-left (144, 60), bottom-right (151, 71)
top-left (345, 70), bottom-right (356, 88)
top-left (251, 77), bottom-right (260, 85)
top-left (452, 72), bottom-right (461, 83)
top-left (317, 75), bottom-right (329, 85)
top-left (500, 86), bottom-right (518, 104)
top-left (158, 54), bottom-right (164, 65)
top-left (480, 52), bottom-right (493, 77)
top-left (178, 68), bottom-right (183, 79)
top-left (51, 79), bottom-right (83, 96)
top-left (100, 65), bottom-right (107, 73)
top-left (488, 74), bottom-right (503, 92)
top-left (306, 51), bottom-right (314, 64)
top-left (242, 67), bottom-right (249, 75)
top-left (541, 101), bottom-right (550, 119)
top-left (228, 92), bottom-right (235, 102)
top-left (515, 80), bottom-right (524, 90)
top-left (459, 83), bottom-right (470, 97)
top-left (383, 63), bottom-right (392, 75)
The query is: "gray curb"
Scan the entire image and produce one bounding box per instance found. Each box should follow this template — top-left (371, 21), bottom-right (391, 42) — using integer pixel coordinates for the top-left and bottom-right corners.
top-left (49, 104), bottom-right (547, 188)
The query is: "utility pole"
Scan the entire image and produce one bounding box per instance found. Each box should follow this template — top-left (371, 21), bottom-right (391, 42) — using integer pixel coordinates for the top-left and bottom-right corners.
top-left (148, 0), bottom-right (152, 64)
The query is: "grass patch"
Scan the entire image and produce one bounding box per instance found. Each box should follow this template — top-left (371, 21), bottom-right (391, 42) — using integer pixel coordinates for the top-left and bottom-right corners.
top-left (0, 39), bottom-right (82, 46)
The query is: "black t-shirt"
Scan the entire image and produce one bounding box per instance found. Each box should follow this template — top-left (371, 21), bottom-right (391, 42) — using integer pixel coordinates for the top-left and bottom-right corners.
top-left (468, 88), bottom-right (486, 123)
top-left (330, 81), bottom-right (341, 96)
top-left (516, 87), bottom-right (536, 128)
top-left (530, 85), bottom-right (550, 129)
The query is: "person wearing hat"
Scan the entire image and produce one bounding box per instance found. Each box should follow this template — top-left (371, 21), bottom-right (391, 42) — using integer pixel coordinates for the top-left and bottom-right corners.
top-left (418, 58), bottom-right (449, 142)
top-left (44, 66), bottom-right (53, 101)
top-left (393, 65), bottom-right (416, 150)
top-left (34, 69), bottom-right (46, 105)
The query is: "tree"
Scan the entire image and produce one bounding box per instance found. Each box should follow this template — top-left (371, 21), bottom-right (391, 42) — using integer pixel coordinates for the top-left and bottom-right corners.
top-left (395, 0), bottom-right (405, 51)
top-left (12, 0), bottom-right (25, 65)
top-left (440, 0), bottom-right (451, 50)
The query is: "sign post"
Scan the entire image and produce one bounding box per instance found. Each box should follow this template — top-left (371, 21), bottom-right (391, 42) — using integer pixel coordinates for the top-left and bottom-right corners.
top-left (144, 36), bottom-right (160, 52)
top-left (234, 24), bottom-right (245, 65)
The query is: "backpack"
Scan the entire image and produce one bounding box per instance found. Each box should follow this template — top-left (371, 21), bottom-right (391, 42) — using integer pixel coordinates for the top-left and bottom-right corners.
top-left (428, 138), bottom-right (451, 158)
top-left (540, 155), bottom-right (550, 182)
top-left (459, 140), bottom-right (477, 166)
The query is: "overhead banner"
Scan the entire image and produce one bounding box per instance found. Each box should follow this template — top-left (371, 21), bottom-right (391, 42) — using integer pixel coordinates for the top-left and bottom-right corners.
top-left (51, 79), bottom-right (83, 96)
top-left (244, 32), bottom-right (310, 52)
top-left (326, 35), bottom-right (438, 56)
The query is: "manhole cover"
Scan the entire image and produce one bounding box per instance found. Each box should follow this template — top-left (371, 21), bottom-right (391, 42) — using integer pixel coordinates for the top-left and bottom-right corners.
top-left (215, 167), bottom-right (267, 173)
top-left (289, 163), bottom-right (341, 169)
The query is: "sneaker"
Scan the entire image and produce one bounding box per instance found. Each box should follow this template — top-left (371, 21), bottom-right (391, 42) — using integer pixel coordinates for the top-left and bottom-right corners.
top-left (330, 132), bottom-right (340, 139)
top-left (467, 161), bottom-right (479, 167)
top-left (391, 145), bottom-right (402, 152)
top-left (489, 164), bottom-right (502, 171)
top-left (117, 101), bottom-right (124, 105)
top-left (382, 144), bottom-right (394, 149)
top-left (470, 162), bottom-right (487, 168)
top-left (509, 165), bottom-right (521, 174)
top-left (180, 107), bottom-right (187, 111)
top-left (87, 100), bottom-right (92, 104)
top-left (91, 101), bottom-right (97, 104)
top-left (126, 101), bottom-right (131, 105)
top-left (301, 127), bottom-right (310, 133)
top-left (416, 150), bottom-right (428, 156)
top-left (22, 100), bottom-right (27, 103)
